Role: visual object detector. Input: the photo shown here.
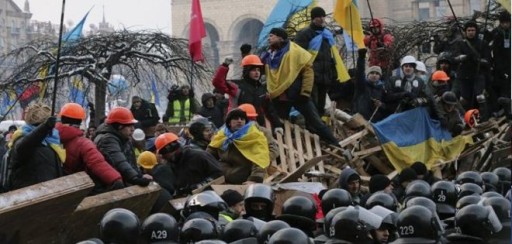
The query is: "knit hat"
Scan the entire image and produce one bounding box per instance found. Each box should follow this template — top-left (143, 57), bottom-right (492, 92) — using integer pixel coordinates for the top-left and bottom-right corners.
top-left (366, 66), bottom-right (382, 77)
top-left (310, 7), bottom-right (326, 19)
top-left (225, 109), bottom-right (248, 125)
top-left (25, 103), bottom-right (51, 125)
top-left (369, 174), bottom-right (391, 193)
top-left (221, 189), bottom-right (244, 207)
top-left (410, 161), bottom-right (427, 176)
top-left (399, 168), bottom-right (418, 185)
top-left (269, 28), bottom-right (288, 40)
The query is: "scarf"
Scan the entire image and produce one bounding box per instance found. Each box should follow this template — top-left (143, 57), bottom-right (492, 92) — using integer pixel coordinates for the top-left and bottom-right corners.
top-left (9, 125), bottom-right (66, 163)
top-left (263, 41), bottom-right (313, 99)
top-left (209, 122), bottom-right (270, 169)
top-left (308, 28), bottom-right (350, 83)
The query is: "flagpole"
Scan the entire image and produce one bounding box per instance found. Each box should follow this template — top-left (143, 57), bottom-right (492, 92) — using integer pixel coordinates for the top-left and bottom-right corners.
top-left (188, 59), bottom-right (194, 121)
top-left (51, 0), bottom-right (66, 115)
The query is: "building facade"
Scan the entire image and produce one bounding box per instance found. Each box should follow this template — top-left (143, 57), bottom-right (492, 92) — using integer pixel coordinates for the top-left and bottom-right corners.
top-left (0, 0), bottom-right (32, 54)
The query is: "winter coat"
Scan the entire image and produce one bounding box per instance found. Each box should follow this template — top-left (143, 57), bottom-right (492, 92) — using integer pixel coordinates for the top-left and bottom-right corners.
top-left (363, 19), bottom-right (394, 70)
top-left (295, 23), bottom-right (337, 85)
top-left (212, 65), bottom-right (282, 129)
top-left (169, 147), bottom-right (223, 194)
top-left (453, 37), bottom-right (491, 80)
top-left (490, 26), bottom-right (511, 84)
top-left (57, 124), bottom-right (122, 192)
top-left (385, 74), bottom-right (427, 113)
top-left (151, 163), bottom-right (176, 195)
top-left (94, 123), bottom-right (142, 183)
top-left (352, 52), bottom-right (388, 122)
top-left (199, 93), bottom-right (225, 128)
top-left (338, 168), bottom-right (363, 205)
top-left (10, 123), bottom-right (64, 190)
top-left (130, 99), bottom-right (159, 137)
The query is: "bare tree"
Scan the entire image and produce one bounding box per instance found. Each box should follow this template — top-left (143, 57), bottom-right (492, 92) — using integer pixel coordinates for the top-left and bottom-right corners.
top-left (0, 30), bottom-right (211, 125)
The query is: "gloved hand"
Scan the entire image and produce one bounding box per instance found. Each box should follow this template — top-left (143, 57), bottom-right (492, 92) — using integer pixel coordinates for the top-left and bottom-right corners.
top-left (274, 127), bottom-right (284, 135)
top-left (411, 97), bottom-right (428, 107)
top-left (223, 56), bottom-right (234, 66)
top-left (296, 95), bottom-right (310, 104)
top-left (110, 180), bottom-right (125, 190)
top-left (128, 176), bottom-right (151, 187)
top-left (46, 116), bottom-right (57, 129)
top-left (357, 48), bottom-right (367, 58)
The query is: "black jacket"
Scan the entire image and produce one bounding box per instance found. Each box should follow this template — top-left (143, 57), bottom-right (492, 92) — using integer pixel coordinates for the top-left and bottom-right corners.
top-left (94, 123), bottom-right (142, 182)
top-left (199, 93), bottom-right (224, 128)
top-left (490, 27), bottom-right (511, 82)
top-left (353, 52), bottom-right (388, 122)
top-left (295, 23), bottom-right (337, 85)
top-left (10, 123), bottom-right (64, 190)
top-left (454, 37), bottom-right (491, 80)
top-left (151, 163), bottom-right (176, 195)
top-left (130, 99), bottom-right (159, 129)
top-left (170, 147), bottom-right (223, 195)
top-left (385, 75), bottom-right (427, 113)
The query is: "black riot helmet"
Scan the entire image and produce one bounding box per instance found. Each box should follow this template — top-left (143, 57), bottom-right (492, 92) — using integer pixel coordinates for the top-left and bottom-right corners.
top-left (404, 180), bottom-right (432, 204)
top-left (405, 196), bottom-right (438, 216)
top-left (182, 190), bottom-right (228, 220)
top-left (456, 195), bottom-right (482, 210)
top-left (458, 182), bottom-right (483, 199)
top-left (244, 184), bottom-right (274, 221)
top-left (437, 51), bottom-right (453, 64)
top-left (482, 191), bottom-right (503, 199)
top-left (321, 188), bottom-right (353, 215)
top-left (365, 191), bottom-right (398, 212)
top-left (482, 196), bottom-right (511, 223)
top-left (456, 171), bottom-right (483, 186)
top-left (492, 167), bottom-right (511, 195)
top-left (180, 218), bottom-right (219, 243)
top-left (431, 180), bottom-right (457, 218)
top-left (268, 228), bottom-right (312, 244)
top-left (330, 207), bottom-right (372, 243)
top-left (480, 172), bottom-right (500, 190)
top-left (276, 196), bottom-right (317, 235)
top-left (455, 204), bottom-right (503, 240)
top-left (141, 213), bottom-right (179, 243)
top-left (395, 205), bottom-right (443, 241)
top-left (100, 208), bottom-right (140, 244)
top-left (323, 207), bottom-right (349, 238)
top-left (221, 219), bottom-right (258, 243)
top-left (256, 220), bottom-right (290, 244)
top-left (441, 91), bottom-right (458, 105)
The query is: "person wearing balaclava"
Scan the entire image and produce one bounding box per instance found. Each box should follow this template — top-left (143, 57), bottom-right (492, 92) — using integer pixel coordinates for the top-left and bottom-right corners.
top-left (8, 103), bottom-right (65, 190)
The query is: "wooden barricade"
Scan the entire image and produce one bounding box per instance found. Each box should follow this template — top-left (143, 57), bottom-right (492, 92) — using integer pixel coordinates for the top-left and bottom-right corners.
top-left (63, 183), bottom-right (162, 243)
top-left (0, 172), bottom-right (94, 244)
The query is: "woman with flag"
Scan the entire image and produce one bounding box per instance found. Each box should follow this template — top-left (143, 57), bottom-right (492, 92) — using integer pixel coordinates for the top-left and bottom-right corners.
top-left (207, 108), bottom-right (270, 184)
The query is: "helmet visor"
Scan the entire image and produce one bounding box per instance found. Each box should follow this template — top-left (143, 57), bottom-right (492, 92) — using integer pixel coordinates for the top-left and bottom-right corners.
top-left (485, 205), bottom-right (503, 233)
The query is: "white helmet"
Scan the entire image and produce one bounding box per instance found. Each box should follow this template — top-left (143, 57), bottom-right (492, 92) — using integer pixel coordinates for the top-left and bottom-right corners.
top-left (401, 55), bottom-right (417, 67)
top-left (132, 128), bottom-right (146, 141)
top-left (415, 61), bottom-right (427, 73)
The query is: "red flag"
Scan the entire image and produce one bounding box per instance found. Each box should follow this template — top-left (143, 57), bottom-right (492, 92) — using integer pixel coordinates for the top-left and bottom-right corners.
top-left (189, 0), bottom-right (206, 62)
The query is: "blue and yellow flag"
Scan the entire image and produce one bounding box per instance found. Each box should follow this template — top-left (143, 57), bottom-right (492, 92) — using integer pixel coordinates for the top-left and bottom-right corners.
top-left (209, 122), bottom-right (270, 169)
top-left (308, 29), bottom-right (350, 82)
top-left (333, 0), bottom-right (365, 49)
top-left (69, 77), bottom-right (86, 106)
top-left (372, 107), bottom-right (473, 171)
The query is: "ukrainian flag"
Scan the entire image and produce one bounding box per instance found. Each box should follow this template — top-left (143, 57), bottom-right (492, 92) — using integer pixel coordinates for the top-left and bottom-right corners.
top-left (333, 0), bottom-right (365, 50)
top-left (372, 107), bottom-right (473, 171)
top-left (308, 29), bottom-right (350, 82)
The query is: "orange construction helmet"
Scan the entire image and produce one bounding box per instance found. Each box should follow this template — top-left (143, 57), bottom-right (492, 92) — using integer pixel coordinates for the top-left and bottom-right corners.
top-left (155, 133), bottom-right (179, 153)
top-left (241, 54), bottom-right (263, 67)
top-left (238, 103), bottom-right (258, 118)
top-left (59, 103), bottom-right (86, 120)
top-left (431, 71), bottom-right (450, 82)
top-left (464, 109), bottom-right (479, 128)
top-left (105, 107), bottom-right (138, 125)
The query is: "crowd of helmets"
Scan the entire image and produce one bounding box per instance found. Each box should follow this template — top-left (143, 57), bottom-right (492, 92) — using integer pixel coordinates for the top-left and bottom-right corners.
top-left (78, 166), bottom-right (511, 244)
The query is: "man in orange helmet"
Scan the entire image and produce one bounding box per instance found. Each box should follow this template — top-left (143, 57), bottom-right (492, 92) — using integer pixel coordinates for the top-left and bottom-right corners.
top-left (94, 107), bottom-right (153, 187)
top-left (155, 132), bottom-right (222, 196)
top-left (57, 103), bottom-right (124, 194)
top-left (429, 70), bottom-right (451, 99)
top-left (212, 54), bottom-right (283, 133)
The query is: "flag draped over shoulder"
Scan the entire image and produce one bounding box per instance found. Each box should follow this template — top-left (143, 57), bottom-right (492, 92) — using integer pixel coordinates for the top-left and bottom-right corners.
top-left (189, 0), bottom-right (206, 62)
top-left (308, 29), bottom-right (350, 82)
top-left (209, 122), bottom-right (270, 169)
top-left (372, 107), bottom-right (473, 171)
top-left (333, 0), bottom-right (365, 50)
top-left (257, 0), bottom-right (312, 48)
top-left (262, 42), bottom-right (312, 99)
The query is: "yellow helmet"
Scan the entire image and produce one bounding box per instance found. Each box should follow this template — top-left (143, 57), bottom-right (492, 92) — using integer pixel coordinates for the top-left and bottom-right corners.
top-left (137, 151), bottom-right (157, 169)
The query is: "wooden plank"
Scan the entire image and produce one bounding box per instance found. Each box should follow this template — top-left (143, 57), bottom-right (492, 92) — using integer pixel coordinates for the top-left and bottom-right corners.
top-left (284, 122), bottom-right (296, 173)
top-left (313, 134), bottom-right (325, 173)
top-left (0, 172), bottom-right (94, 243)
top-left (64, 183), bottom-right (162, 243)
top-left (338, 130), bottom-right (368, 148)
top-left (279, 155), bottom-right (330, 183)
top-left (169, 197), bottom-right (187, 215)
top-left (365, 154), bottom-right (394, 175)
top-left (192, 176), bottom-right (225, 195)
top-left (275, 131), bottom-right (287, 168)
top-left (352, 146), bottom-right (382, 158)
top-left (304, 129), bottom-right (315, 160)
top-left (294, 124), bottom-right (305, 171)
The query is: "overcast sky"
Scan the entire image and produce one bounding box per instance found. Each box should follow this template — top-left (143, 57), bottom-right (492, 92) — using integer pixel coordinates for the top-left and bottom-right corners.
top-left (13, 0), bottom-right (173, 35)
